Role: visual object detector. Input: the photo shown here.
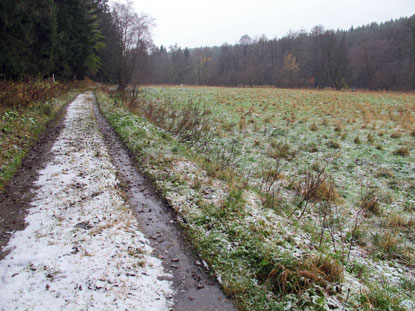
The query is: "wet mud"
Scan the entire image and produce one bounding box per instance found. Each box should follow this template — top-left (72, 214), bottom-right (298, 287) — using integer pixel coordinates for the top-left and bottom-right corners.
top-left (93, 97), bottom-right (235, 311)
top-left (0, 101), bottom-right (71, 260)
top-left (0, 93), bottom-right (235, 310)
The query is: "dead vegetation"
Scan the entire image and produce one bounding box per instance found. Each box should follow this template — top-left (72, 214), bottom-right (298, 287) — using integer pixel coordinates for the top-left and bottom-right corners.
top-left (360, 188), bottom-right (382, 216)
top-left (261, 254), bottom-right (344, 295)
top-left (394, 147), bottom-right (410, 157)
top-left (290, 169), bottom-right (327, 219)
top-left (0, 79), bottom-right (89, 108)
top-left (385, 213), bottom-right (415, 228)
top-left (125, 92), bottom-right (215, 149)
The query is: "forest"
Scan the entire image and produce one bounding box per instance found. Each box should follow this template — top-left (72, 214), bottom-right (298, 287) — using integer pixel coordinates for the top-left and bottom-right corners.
top-left (147, 17), bottom-right (415, 90)
top-left (0, 1), bottom-right (414, 91)
top-left (0, 0), bottom-right (152, 91)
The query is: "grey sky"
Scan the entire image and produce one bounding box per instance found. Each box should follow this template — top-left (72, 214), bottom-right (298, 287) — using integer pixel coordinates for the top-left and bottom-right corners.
top-left (129, 0), bottom-right (415, 48)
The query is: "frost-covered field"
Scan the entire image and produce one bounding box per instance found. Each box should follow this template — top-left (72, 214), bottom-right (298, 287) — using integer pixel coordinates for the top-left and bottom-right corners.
top-left (0, 93), bottom-right (173, 311)
top-left (98, 87), bottom-right (415, 311)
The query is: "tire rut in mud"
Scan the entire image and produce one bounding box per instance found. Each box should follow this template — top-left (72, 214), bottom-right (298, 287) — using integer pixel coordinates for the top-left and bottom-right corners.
top-left (93, 96), bottom-right (235, 311)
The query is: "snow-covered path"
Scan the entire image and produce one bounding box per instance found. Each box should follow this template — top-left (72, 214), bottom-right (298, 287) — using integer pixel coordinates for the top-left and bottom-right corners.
top-left (0, 93), bottom-right (173, 310)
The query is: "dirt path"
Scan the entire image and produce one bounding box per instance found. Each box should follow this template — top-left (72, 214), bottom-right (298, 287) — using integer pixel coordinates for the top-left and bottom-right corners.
top-left (0, 93), bottom-right (234, 310)
top-left (0, 98), bottom-right (70, 260)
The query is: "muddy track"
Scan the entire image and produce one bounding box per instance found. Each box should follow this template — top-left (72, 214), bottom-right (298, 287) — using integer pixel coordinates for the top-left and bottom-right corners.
top-left (93, 96), bottom-right (235, 310)
top-left (0, 99), bottom-right (71, 260)
top-left (0, 93), bottom-right (235, 310)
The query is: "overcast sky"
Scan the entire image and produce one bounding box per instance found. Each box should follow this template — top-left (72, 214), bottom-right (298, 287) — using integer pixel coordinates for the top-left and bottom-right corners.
top-left (127, 0), bottom-right (414, 48)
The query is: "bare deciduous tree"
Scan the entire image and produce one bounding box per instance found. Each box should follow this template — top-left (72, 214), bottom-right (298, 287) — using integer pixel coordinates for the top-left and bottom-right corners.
top-left (111, 0), bottom-right (154, 91)
top-left (140, 15), bottom-right (414, 91)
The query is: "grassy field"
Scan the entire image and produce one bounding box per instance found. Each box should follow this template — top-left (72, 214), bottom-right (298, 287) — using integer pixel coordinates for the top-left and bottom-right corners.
top-left (97, 86), bottom-right (415, 311)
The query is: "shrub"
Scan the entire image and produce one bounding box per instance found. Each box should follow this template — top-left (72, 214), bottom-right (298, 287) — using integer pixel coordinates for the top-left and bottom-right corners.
top-left (290, 169), bottom-right (327, 219)
top-left (129, 96), bottom-right (215, 149)
top-left (0, 80), bottom-right (67, 108)
top-left (261, 157), bottom-right (285, 194)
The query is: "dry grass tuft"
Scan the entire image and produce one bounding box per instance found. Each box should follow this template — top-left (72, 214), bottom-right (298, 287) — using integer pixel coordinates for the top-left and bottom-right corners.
top-left (394, 147), bottom-right (410, 157)
top-left (386, 213), bottom-right (415, 228)
top-left (391, 131), bottom-right (402, 139)
top-left (305, 143), bottom-right (318, 153)
top-left (221, 120), bottom-right (234, 132)
top-left (310, 122), bottom-right (319, 131)
top-left (321, 119), bottom-right (329, 127)
top-left (367, 133), bottom-right (374, 143)
top-left (334, 122), bottom-right (344, 132)
top-left (268, 141), bottom-right (295, 160)
top-left (239, 116), bottom-right (246, 131)
top-left (375, 168), bottom-right (395, 179)
top-left (265, 255), bottom-right (344, 295)
top-left (379, 231), bottom-right (398, 254)
top-left (313, 180), bottom-right (342, 203)
top-left (361, 191), bottom-right (381, 216)
top-left (328, 140), bottom-right (341, 149)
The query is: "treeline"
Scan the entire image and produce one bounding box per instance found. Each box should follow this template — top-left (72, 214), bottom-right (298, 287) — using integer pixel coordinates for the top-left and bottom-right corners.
top-left (1, 2), bottom-right (414, 91)
top-left (1, 0), bottom-right (104, 80)
top-left (145, 15), bottom-right (415, 90)
top-left (0, 0), bottom-right (152, 90)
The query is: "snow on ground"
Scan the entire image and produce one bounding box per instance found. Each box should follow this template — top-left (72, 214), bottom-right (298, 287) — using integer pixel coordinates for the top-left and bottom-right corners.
top-left (0, 93), bottom-right (173, 311)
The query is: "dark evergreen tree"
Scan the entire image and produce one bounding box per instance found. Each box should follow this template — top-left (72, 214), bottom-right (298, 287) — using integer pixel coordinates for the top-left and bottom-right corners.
top-left (94, 0), bottom-right (120, 83)
top-left (54, 0), bottom-right (103, 80)
top-left (0, 0), bottom-right (57, 79)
